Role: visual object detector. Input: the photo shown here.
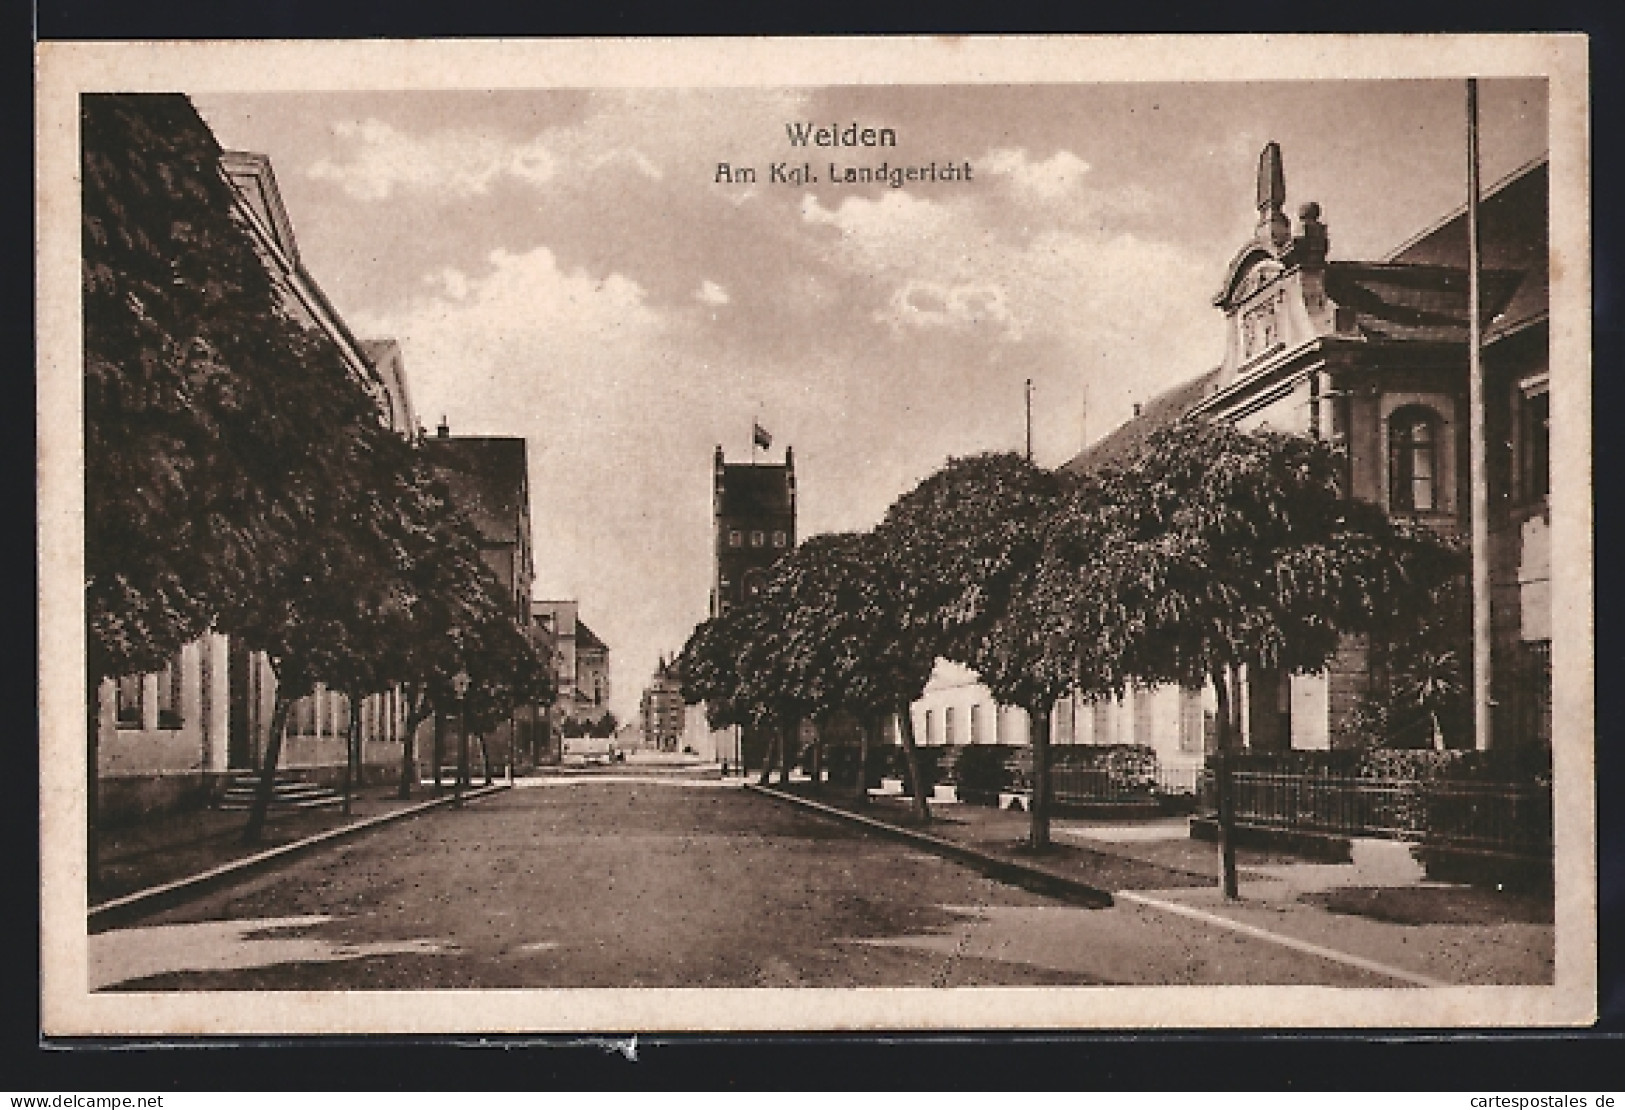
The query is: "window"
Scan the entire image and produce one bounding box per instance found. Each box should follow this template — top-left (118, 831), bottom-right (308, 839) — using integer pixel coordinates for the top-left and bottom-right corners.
top-left (923, 710), bottom-right (935, 745)
top-left (742, 568), bottom-right (767, 600)
top-left (944, 707), bottom-right (956, 745)
top-left (1521, 389), bottom-right (1550, 503)
top-left (750, 531), bottom-right (765, 547)
top-left (1179, 688), bottom-right (1204, 753)
top-left (115, 654), bottom-right (183, 730)
top-left (115, 673), bottom-right (143, 729)
top-left (1389, 406), bottom-right (1441, 512)
top-left (969, 704), bottom-right (982, 744)
top-left (772, 531), bottom-right (787, 548)
top-left (728, 530), bottom-right (743, 547)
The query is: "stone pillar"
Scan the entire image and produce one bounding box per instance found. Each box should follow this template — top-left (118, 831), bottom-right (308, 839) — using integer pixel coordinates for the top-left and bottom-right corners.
top-left (313, 683), bottom-right (328, 742)
top-left (205, 634), bottom-right (229, 771)
top-left (1290, 673), bottom-right (1331, 750)
top-left (140, 673), bottom-right (160, 732)
top-left (98, 678), bottom-right (117, 775)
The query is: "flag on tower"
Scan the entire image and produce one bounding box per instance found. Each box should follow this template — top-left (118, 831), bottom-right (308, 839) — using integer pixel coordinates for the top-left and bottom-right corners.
top-left (752, 421), bottom-right (772, 450)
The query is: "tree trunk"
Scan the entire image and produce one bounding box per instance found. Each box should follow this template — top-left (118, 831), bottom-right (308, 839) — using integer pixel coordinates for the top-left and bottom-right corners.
top-left (479, 730), bottom-right (493, 786)
top-left (340, 691), bottom-right (364, 818)
top-left (895, 706), bottom-right (931, 823)
top-left (456, 703), bottom-right (470, 804)
top-left (1029, 704), bottom-right (1053, 852)
top-left (778, 714), bottom-right (793, 787)
top-left (432, 710), bottom-right (445, 789)
top-left (87, 682), bottom-right (102, 897)
top-left (400, 689), bottom-right (430, 801)
top-left (1212, 666), bottom-right (1239, 900)
top-left (757, 724), bottom-right (777, 786)
top-left (810, 720), bottom-right (824, 794)
top-left (854, 714), bottom-right (873, 807)
top-left (244, 687), bottom-right (293, 845)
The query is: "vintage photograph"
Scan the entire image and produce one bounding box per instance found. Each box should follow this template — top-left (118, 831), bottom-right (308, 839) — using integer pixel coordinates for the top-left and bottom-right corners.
top-left (37, 37), bottom-right (1594, 1032)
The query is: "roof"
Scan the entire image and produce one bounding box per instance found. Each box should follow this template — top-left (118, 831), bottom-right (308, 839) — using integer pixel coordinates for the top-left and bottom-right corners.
top-left (422, 434), bottom-right (529, 544)
top-left (575, 619), bottom-right (608, 653)
top-left (1384, 158), bottom-right (1548, 343)
top-left (718, 463), bottom-right (794, 517)
top-left (1324, 262), bottom-right (1524, 344)
top-left (1060, 367), bottom-right (1224, 477)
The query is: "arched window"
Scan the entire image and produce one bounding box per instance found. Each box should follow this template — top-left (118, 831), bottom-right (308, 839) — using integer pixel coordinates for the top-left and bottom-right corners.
top-left (1389, 406), bottom-right (1441, 512)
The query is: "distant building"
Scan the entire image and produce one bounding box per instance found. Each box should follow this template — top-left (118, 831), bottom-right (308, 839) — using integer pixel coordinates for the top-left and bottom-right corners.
top-left (421, 423), bottom-right (540, 770)
top-left (711, 445), bottom-right (797, 617)
top-left (423, 423), bottom-right (534, 626)
top-left (640, 656), bottom-right (687, 752)
top-left (533, 599), bottom-right (614, 762)
top-left (707, 445), bottom-right (798, 770)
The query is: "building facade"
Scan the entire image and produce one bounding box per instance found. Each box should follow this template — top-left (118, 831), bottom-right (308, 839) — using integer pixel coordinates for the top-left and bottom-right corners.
top-left (908, 142), bottom-right (1550, 769)
top-left (640, 656), bottom-right (687, 753)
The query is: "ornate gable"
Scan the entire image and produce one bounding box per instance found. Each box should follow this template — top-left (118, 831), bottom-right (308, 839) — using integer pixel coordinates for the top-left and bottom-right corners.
top-left (1213, 144), bottom-right (1336, 383)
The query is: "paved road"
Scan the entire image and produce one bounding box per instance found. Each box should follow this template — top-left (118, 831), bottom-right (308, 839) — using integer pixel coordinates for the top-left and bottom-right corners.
top-left (89, 778), bottom-right (1534, 990)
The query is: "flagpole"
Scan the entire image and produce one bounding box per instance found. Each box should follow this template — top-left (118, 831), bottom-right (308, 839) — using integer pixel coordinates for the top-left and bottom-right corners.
top-left (1467, 77), bottom-right (1493, 752)
top-left (1025, 378), bottom-right (1034, 462)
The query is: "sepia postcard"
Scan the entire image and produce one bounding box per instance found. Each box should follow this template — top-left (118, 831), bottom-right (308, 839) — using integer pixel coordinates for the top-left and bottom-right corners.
top-left (37, 34), bottom-right (1595, 1035)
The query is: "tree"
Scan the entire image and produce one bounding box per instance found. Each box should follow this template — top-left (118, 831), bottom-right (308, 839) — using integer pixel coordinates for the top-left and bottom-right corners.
top-left (81, 94), bottom-right (393, 862)
top-left (1091, 420), bottom-right (1462, 896)
top-left (969, 473), bottom-right (1129, 849)
top-left (745, 532), bottom-right (891, 800)
top-left (460, 603), bottom-right (555, 786)
top-left (877, 453), bottom-right (1066, 822)
top-left (385, 454), bottom-right (521, 798)
top-left (211, 315), bottom-right (409, 843)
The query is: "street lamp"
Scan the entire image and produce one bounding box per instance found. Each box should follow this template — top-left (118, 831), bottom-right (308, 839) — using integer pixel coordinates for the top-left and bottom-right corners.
top-left (452, 668), bottom-right (471, 806)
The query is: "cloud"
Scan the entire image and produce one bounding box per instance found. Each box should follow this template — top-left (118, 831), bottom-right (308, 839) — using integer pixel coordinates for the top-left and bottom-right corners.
top-left (882, 279), bottom-right (1016, 336)
top-left (983, 147), bottom-right (1092, 201)
top-left (306, 117), bottom-right (664, 202)
top-left (695, 280), bottom-right (731, 306)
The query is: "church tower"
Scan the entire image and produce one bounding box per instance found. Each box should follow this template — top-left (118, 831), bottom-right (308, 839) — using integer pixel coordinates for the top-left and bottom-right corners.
top-left (711, 444), bottom-right (797, 617)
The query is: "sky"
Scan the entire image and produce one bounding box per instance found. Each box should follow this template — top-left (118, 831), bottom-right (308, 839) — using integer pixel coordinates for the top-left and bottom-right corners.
top-left (191, 79), bottom-right (1547, 724)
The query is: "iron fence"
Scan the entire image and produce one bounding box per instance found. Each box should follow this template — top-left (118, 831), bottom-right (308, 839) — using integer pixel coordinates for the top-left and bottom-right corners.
top-left (1047, 762), bottom-right (1204, 804)
top-left (1201, 770), bottom-right (1552, 854)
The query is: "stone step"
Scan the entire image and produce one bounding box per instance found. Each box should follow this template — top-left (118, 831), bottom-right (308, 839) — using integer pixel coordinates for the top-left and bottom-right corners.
top-left (215, 774), bottom-right (344, 811)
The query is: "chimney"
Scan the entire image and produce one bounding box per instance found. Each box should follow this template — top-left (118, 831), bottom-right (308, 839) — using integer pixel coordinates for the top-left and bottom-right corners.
top-left (437, 415), bottom-right (450, 438)
top-left (1133, 402), bottom-right (1143, 418)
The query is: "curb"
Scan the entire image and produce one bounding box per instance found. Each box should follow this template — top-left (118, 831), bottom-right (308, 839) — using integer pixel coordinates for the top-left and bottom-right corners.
top-left (746, 784), bottom-right (1114, 909)
top-left (89, 782), bottom-right (512, 932)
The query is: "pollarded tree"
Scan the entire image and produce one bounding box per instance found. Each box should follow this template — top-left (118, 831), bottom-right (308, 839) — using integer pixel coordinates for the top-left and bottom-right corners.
top-left (216, 317), bottom-right (414, 843)
top-left (1097, 419), bottom-right (1462, 897)
top-left (81, 94), bottom-right (396, 862)
top-left (970, 472), bottom-right (1133, 849)
top-left (458, 602), bottom-right (556, 787)
top-left (877, 452), bottom-right (1067, 821)
top-left (758, 530), bottom-right (936, 812)
top-left (383, 451), bottom-right (513, 798)
top-left (82, 93), bottom-right (296, 685)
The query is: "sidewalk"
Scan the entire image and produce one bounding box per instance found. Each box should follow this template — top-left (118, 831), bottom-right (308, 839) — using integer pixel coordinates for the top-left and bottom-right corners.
top-left (93, 781), bottom-right (504, 909)
top-left (756, 783), bottom-right (1555, 986)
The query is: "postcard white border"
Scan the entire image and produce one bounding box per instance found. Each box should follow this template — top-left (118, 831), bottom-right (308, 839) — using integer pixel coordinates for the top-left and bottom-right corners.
top-left (37, 33), bottom-right (1596, 1034)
